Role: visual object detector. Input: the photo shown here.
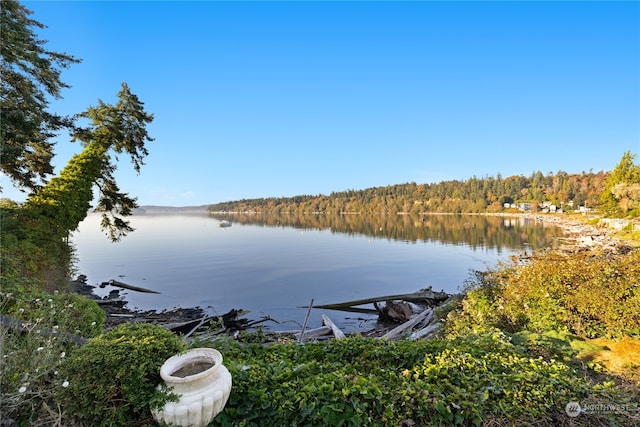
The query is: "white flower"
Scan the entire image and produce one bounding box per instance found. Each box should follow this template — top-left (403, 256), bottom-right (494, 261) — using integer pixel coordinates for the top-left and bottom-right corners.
top-left (19, 386), bottom-right (27, 393)
top-left (62, 380), bottom-right (69, 388)
top-left (91, 321), bottom-right (96, 326)
top-left (68, 304), bottom-right (74, 308)
top-left (18, 308), bottom-right (24, 313)
top-left (60, 352), bottom-right (66, 358)
top-left (37, 347), bottom-right (44, 352)
top-left (54, 370), bottom-right (59, 376)
top-left (53, 325), bottom-right (59, 330)
top-left (48, 298), bottom-right (53, 303)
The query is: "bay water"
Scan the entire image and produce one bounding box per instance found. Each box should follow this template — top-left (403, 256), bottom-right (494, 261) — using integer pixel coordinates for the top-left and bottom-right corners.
top-left (71, 213), bottom-right (564, 333)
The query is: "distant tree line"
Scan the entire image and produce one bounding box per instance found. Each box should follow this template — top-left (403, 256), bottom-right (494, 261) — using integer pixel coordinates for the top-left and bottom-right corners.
top-left (208, 152), bottom-right (640, 218)
top-left (207, 169), bottom-right (608, 215)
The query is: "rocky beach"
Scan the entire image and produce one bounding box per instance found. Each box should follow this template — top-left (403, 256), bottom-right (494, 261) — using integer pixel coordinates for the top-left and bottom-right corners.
top-left (530, 213), bottom-right (638, 253)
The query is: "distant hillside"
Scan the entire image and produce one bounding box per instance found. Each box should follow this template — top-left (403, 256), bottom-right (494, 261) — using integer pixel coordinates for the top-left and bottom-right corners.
top-left (207, 170), bottom-right (609, 215)
top-left (133, 205), bottom-right (209, 214)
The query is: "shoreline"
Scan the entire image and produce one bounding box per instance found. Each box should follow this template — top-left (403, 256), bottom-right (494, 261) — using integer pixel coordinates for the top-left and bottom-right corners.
top-left (522, 213), bottom-right (637, 253)
top-left (416, 211), bottom-right (637, 252)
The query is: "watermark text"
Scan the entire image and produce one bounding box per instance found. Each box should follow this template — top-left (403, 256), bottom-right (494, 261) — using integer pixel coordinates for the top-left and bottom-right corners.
top-left (566, 401), bottom-right (637, 417)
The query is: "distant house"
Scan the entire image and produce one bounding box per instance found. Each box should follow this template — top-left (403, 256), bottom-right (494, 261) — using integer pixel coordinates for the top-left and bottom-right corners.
top-left (519, 203), bottom-right (532, 212)
top-left (541, 201), bottom-right (557, 213)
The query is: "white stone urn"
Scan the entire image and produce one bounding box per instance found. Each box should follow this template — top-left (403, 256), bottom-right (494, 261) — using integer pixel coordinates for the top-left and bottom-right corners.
top-left (151, 348), bottom-right (232, 427)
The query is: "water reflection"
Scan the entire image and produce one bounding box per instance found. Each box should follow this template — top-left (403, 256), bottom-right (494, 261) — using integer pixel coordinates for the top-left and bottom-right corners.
top-left (207, 213), bottom-right (564, 250)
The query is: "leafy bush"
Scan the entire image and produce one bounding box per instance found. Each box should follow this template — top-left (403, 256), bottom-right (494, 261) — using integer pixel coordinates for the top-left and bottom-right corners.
top-left (446, 249), bottom-right (640, 339)
top-left (0, 288), bottom-right (104, 425)
top-left (2, 288), bottom-right (105, 338)
top-left (1, 204), bottom-right (74, 289)
top-left (200, 333), bottom-right (617, 426)
top-left (58, 323), bottom-right (187, 426)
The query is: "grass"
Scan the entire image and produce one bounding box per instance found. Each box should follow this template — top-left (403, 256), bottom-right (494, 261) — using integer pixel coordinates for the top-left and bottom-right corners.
top-left (583, 337), bottom-right (640, 376)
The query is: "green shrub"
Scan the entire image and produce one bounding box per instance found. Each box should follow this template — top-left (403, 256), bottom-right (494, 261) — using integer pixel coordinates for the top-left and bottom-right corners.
top-left (446, 249), bottom-right (640, 339)
top-left (203, 333), bottom-right (615, 426)
top-left (2, 288), bottom-right (105, 338)
top-left (0, 288), bottom-right (105, 425)
top-left (58, 323), bottom-right (187, 426)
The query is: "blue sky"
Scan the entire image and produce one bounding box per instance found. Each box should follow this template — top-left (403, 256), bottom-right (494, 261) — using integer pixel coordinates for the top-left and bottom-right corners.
top-left (4, 1), bottom-right (639, 206)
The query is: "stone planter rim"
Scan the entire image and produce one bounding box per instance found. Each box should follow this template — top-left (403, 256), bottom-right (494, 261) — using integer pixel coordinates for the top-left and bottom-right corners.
top-left (160, 347), bottom-right (223, 384)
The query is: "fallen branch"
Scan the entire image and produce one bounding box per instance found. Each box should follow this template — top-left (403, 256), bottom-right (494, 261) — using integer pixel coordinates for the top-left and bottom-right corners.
top-left (299, 298), bottom-right (314, 343)
top-left (162, 309), bottom-right (250, 335)
top-left (295, 326), bottom-right (331, 341)
top-left (183, 314), bottom-right (211, 340)
top-left (105, 280), bottom-right (161, 294)
top-left (308, 288), bottom-right (450, 312)
top-left (379, 308), bottom-right (434, 341)
top-left (410, 321), bottom-right (441, 340)
top-left (322, 314), bottom-right (346, 339)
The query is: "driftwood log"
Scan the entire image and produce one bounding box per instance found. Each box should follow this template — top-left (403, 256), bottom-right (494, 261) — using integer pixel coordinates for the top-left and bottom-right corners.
top-left (308, 287), bottom-right (450, 314)
top-left (380, 308), bottom-right (434, 341)
top-left (374, 300), bottom-right (414, 323)
top-left (70, 274), bottom-right (455, 343)
top-left (410, 322), bottom-right (441, 340)
top-left (271, 314), bottom-right (346, 341)
top-left (322, 314), bottom-right (346, 339)
top-left (162, 309), bottom-right (252, 335)
top-left (72, 275), bottom-right (263, 337)
top-left (101, 279), bottom-right (161, 294)
top-left (384, 296), bottom-right (456, 340)
top-left (290, 326), bottom-right (332, 341)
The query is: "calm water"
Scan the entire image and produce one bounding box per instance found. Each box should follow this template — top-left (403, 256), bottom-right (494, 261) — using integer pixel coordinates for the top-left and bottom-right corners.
top-left (71, 213), bottom-right (564, 332)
